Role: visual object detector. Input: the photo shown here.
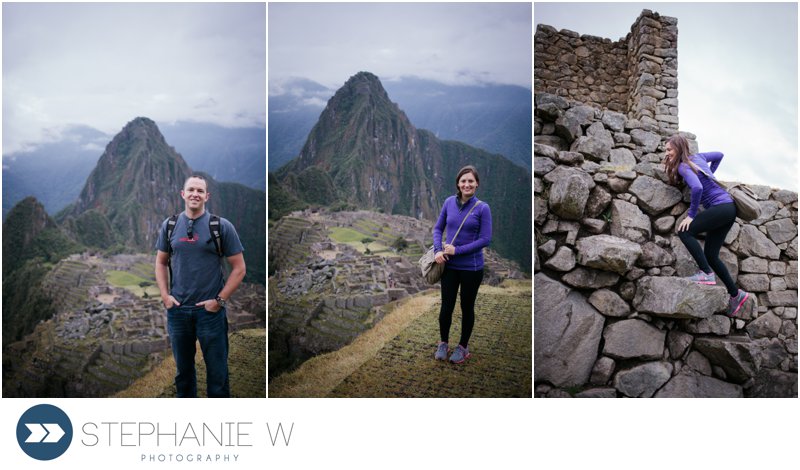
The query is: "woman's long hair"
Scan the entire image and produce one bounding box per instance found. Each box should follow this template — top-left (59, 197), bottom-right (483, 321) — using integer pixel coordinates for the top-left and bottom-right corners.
top-left (455, 165), bottom-right (480, 200)
top-left (664, 134), bottom-right (698, 185)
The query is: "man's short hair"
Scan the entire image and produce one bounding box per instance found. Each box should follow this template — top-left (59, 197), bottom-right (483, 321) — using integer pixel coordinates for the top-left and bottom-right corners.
top-left (183, 174), bottom-right (208, 190)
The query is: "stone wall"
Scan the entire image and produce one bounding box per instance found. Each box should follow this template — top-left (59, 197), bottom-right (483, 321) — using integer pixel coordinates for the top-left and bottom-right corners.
top-left (535, 9), bottom-right (679, 134)
top-left (534, 95), bottom-right (798, 398)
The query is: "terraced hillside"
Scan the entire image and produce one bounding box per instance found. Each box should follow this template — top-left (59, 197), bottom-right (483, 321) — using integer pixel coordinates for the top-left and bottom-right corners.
top-left (269, 209), bottom-right (526, 379)
top-left (269, 280), bottom-right (532, 398)
top-left (3, 253), bottom-right (265, 397)
top-left (115, 328), bottom-right (266, 398)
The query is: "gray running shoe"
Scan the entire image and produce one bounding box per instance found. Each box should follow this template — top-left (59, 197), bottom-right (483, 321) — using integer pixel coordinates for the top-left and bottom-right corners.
top-left (434, 342), bottom-right (449, 361)
top-left (449, 345), bottom-right (471, 364)
top-left (686, 271), bottom-right (716, 285)
top-left (727, 289), bottom-right (750, 317)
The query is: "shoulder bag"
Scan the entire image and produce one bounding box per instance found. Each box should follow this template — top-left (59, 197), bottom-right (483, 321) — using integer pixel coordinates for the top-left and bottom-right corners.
top-left (418, 201), bottom-right (482, 284)
top-left (696, 167), bottom-right (761, 221)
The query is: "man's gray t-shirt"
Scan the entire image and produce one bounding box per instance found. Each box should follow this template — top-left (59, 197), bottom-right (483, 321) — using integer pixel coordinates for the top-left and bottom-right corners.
top-left (156, 212), bottom-right (244, 305)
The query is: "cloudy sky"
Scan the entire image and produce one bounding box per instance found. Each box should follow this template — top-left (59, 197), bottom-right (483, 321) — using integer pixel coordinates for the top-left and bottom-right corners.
top-left (534, 2), bottom-right (798, 191)
top-left (2, 2), bottom-right (265, 155)
top-left (268, 2), bottom-right (532, 89)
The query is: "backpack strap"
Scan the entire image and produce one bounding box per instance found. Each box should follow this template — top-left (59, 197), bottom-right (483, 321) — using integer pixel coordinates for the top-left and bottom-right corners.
top-left (209, 214), bottom-right (223, 257)
top-left (165, 214), bottom-right (179, 288)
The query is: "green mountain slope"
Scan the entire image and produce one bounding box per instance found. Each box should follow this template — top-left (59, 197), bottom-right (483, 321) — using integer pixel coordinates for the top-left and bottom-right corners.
top-left (272, 72), bottom-right (531, 272)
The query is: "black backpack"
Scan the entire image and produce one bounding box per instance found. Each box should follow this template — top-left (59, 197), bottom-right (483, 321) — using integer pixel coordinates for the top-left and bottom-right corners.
top-left (165, 213), bottom-right (223, 286)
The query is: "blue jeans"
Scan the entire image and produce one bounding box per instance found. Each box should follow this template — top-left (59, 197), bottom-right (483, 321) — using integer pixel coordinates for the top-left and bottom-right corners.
top-left (167, 305), bottom-right (230, 398)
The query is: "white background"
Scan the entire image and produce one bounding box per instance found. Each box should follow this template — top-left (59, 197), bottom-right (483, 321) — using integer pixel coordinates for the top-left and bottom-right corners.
top-left (2, 398), bottom-right (797, 469)
top-left (2, 1), bottom-right (799, 468)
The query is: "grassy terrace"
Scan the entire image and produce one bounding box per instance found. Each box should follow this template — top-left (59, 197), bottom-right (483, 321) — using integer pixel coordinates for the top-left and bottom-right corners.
top-left (106, 270), bottom-right (159, 298)
top-left (115, 329), bottom-right (266, 398)
top-left (269, 280), bottom-right (532, 398)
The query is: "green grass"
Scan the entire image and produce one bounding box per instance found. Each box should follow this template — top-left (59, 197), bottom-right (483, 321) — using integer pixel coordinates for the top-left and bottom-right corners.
top-left (328, 226), bottom-right (394, 255)
top-left (328, 284), bottom-right (532, 397)
top-left (329, 227), bottom-right (367, 243)
top-left (270, 281), bottom-right (532, 398)
top-left (131, 262), bottom-right (154, 279)
top-left (116, 329), bottom-right (266, 398)
top-left (106, 270), bottom-right (160, 298)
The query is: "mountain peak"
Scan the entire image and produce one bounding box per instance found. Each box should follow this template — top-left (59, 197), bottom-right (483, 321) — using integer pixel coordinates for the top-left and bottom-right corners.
top-left (68, 117), bottom-right (191, 248)
top-left (115, 117), bottom-right (165, 145)
top-left (274, 71), bottom-right (532, 271)
top-left (344, 71), bottom-right (382, 88)
top-left (126, 116), bottom-right (158, 127)
top-left (337, 71), bottom-right (392, 103)
top-left (3, 196), bottom-right (75, 277)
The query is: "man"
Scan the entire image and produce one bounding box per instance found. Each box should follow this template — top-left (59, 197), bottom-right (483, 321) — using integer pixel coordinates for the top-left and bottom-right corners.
top-left (155, 175), bottom-right (246, 397)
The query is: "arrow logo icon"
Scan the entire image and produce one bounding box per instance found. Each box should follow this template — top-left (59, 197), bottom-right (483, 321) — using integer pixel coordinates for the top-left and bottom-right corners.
top-left (24, 423), bottom-right (65, 444)
top-left (17, 404), bottom-right (73, 460)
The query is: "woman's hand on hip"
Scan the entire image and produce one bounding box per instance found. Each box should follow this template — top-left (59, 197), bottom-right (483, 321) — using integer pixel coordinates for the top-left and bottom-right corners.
top-left (677, 216), bottom-right (693, 232)
top-left (435, 251), bottom-right (448, 264)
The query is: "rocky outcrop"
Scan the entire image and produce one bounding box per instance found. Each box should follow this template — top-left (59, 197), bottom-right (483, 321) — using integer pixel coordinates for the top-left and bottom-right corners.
top-left (535, 12), bottom-right (797, 397)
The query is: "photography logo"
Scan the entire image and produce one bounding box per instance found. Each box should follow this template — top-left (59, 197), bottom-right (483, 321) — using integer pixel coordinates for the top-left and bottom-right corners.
top-left (16, 404), bottom-right (73, 461)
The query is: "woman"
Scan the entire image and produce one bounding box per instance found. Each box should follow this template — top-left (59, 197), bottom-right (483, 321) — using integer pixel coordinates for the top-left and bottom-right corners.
top-left (432, 165), bottom-right (493, 363)
top-left (664, 134), bottom-right (749, 317)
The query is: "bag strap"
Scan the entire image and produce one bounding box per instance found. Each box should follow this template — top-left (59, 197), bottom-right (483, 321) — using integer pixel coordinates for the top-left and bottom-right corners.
top-left (209, 214), bottom-right (223, 257)
top-left (165, 214), bottom-right (179, 289)
top-left (694, 165), bottom-right (733, 191)
top-left (446, 200), bottom-right (482, 245)
top-left (695, 166), bottom-right (759, 200)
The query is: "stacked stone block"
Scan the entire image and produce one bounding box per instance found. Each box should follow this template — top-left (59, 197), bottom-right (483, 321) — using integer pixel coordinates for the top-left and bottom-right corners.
top-left (534, 94), bottom-right (797, 398)
top-left (535, 9), bottom-right (679, 135)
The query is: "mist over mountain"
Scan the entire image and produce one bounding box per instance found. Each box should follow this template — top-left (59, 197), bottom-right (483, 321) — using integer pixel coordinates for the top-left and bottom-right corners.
top-left (382, 77), bottom-right (532, 170)
top-left (268, 78), bottom-right (332, 173)
top-left (270, 72), bottom-right (531, 271)
top-left (3, 121), bottom-right (265, 218)
top-left (2, 125), bottom-right (111, 217)
top-left (268, 76), bottom-right (532, 171)
top-left (159, 121), bottom-right (265, 190)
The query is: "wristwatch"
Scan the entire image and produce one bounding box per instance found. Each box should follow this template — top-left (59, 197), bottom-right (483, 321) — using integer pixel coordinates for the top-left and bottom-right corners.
top-left (215, 295), bottom-right (227, 308)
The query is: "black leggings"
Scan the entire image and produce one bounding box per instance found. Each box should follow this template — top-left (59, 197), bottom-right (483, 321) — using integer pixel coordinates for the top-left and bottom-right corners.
top-left (678, 202), bottom-right (738, 296)
top-left (439, 268), bottom-right (484, 348)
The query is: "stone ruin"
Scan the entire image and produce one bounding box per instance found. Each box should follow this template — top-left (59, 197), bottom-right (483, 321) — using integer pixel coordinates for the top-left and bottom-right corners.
top-left (268, 208), bottom-right (524, 377)
top-left (535, 9), bottom-right (678, 134)
top-left (3, 254), bottom-right (265, 398)
top-left (534, 10), bottom-right (798, 397)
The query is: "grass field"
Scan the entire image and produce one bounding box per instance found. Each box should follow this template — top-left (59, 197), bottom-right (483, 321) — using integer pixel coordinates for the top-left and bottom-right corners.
top-left (114, 329), bottom-right (266, 398)
top-left (269, 280), bottom-right (532, 398)
top-left (328, 227), bottom-right (392, 255)
top-left (106, 270), bottom-right (160, 298)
